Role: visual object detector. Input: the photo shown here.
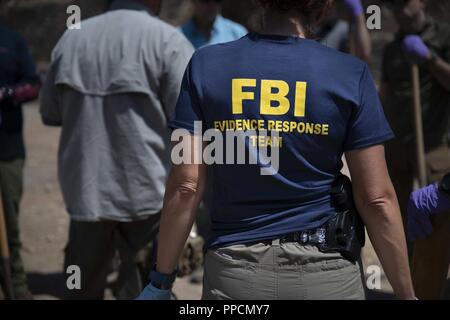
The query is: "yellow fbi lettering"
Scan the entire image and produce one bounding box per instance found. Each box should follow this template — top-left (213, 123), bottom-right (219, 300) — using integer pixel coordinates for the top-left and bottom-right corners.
top-left (232, 79), bottom-right (307, 117)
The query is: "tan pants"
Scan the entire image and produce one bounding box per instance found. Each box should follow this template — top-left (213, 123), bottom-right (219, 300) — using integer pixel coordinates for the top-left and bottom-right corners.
top-left (202, 240), bottom-right (365, 300)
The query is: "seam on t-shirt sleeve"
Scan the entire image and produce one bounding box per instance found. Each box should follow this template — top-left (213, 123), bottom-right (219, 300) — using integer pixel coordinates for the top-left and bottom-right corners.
top-left (344, 132), bottom-right (395, 151)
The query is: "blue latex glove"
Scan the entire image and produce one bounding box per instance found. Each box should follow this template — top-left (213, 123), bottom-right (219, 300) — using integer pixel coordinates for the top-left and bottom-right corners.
top-left (135, 283), bottom-right (171, 300)
top-left (402, 35), bottom-right (430, 61)
top-left (342, 0), bottom-right (364, 17)
top-left (407, 183), bottom-right (450, 241)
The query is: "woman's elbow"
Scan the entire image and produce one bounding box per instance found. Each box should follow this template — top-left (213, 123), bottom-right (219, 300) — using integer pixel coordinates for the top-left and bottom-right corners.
top-left (366, 194), bottom-right (396, 210)
top-left (168, 163), bottom-right (206, 197)
top-left (174, 180), bottom-right (201, 195)
top-left (357, 189), bottom-right (399, 219)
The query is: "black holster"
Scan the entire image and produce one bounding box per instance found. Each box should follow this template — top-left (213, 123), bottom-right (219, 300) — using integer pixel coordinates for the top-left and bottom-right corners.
top-left (318, 174), bottom-right (365, 261)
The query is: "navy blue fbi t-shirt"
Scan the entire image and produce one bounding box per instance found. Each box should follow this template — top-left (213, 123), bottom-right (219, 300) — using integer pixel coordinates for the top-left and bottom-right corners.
top-left (170, 33), bottom-right (394, 248)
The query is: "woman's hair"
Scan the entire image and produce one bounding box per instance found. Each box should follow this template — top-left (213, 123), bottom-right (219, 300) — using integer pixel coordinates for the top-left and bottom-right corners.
top-left (258, 0), bottom-right (334, 36)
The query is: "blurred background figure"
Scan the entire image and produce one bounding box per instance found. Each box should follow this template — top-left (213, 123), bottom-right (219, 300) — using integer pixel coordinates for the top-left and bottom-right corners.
top-left (0, 23), bottom-right (40, 299)
top-left (39, 0), bottom-right (193, 299)
top-left (315, 0), bottom-right (371, 61)
top-left (381, 0), bottom-right (450, 221)
top-left (181, 0), bottom-right (247, 49)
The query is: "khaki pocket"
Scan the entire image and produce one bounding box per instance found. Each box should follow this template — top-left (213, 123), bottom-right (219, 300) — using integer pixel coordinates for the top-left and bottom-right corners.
top-left (302, 258), bottom-right (365, 300)
top-left (203, 249), bottom-right (255, 300)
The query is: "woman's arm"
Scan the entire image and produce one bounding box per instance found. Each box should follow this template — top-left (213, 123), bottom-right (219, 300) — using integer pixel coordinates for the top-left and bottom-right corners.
top-left (346, 144), bottom-right (415, 299)
top-left (156, 134), bottom-right (207, 275)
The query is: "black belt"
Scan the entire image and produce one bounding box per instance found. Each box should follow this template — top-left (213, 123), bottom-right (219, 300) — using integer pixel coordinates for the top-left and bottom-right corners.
top-left (243, 227), bottom-right (328, 247)
top-left (279, 227), bottom-right (327, 245)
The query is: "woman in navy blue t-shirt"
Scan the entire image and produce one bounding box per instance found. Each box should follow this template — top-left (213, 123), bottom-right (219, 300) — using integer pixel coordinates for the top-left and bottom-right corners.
top-left (138, 0), bottom-right (415, 300)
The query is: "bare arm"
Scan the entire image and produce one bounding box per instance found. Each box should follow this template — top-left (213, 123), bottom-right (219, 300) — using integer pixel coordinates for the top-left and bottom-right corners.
top-left (349, 14), bottom-right (371, 62)
top-left (156, 134), bottom-right (207, 274)
top-left (346, 145), bottom-right (415, 299)
top-left (427, 56), bottom-right (450, 91)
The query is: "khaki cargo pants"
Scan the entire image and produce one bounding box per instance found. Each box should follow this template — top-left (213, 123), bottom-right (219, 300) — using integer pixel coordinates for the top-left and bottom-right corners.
top-left (202, 239), bottom-right (366, 300)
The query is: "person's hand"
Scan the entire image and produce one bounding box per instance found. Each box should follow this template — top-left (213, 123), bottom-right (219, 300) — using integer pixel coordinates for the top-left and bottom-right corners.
top-left (342, 0), bottom-right (364, 17)
top-left (135, 283), bottom-right (171, 300)
top-left (407, 183), bottom-right (450, 241)
top-left (402, 35), bottom-right (431, 63)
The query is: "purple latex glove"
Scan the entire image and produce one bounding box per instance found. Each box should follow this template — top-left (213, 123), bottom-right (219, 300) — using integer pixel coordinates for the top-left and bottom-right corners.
top-left (403, 35), bottom-right (430, 61)
top-left (342, 0), bottom-right (364, 17)
top-left (407, 183), bottom-right (450, 241)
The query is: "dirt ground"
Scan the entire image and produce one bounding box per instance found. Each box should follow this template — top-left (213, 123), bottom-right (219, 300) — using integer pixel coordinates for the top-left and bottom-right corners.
top-left (19, 101), bottom-right (395, 300)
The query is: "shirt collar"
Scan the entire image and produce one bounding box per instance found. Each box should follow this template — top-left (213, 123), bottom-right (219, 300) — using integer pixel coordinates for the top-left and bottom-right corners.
top-left (211, 15), bottom-right (224, 34)
top-left (109, 0), bottom-right (155, 16)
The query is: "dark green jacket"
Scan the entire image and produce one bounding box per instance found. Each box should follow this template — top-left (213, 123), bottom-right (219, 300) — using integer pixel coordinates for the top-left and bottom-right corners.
top-left (382, 17), bottom-right (450, 151)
